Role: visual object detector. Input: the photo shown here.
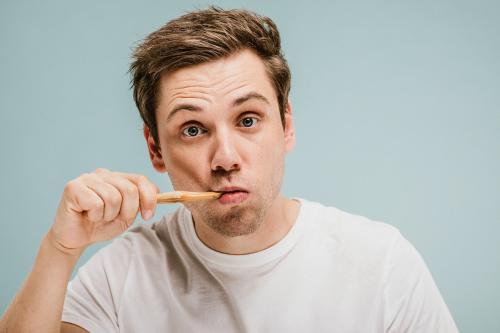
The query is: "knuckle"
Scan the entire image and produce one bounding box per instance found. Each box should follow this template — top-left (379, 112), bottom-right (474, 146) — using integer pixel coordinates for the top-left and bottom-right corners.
top-left (81, 172), bottom-right (91, 178)
top-left (94, 168), bottom-right (109, 174)
top-left (108, 192), bottom-right (121, 206)
top-left (99, 191), bottom-right (112, 204)
top-left (79, 172), bottom-right (96, 182)
top-left (137, 175), bottom-right (148, 184)
top-left (64, 179), bottom-right (79, 193)
top-left (146, 191), bottom-right (156, 205)
top-left (104, 213), bottom-right (116, 222)
top-left (124, 183), bottom-right (138, 197)
top-left (138, 174), bottom-right (148, 181)
top-left (91, 196), bottom-right (104, 210)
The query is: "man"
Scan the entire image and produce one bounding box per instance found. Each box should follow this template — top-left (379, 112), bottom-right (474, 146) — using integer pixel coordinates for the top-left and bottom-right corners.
top-left (0, 7), bottom-right (458, 333)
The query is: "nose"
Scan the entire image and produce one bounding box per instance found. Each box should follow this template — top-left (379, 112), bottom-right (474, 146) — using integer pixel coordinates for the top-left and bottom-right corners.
top-left (210, 127), bottom-right (241, 172)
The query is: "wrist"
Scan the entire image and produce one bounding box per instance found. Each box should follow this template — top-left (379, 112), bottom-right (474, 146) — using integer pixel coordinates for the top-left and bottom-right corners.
top-left (44, 229), bottom-right (86, 260)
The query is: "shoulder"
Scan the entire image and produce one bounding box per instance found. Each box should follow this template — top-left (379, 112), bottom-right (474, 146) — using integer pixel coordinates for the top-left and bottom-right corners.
top-left (296, 198), bottom-right (416, 279)
top-left (62, 210), bottom-right (187, 332)
top-left (66, 209), bottom-right (186, 308)
top-left (299, 198), bottom-right (403, 251)
top-left (298, 198), bottom-right (430, 286)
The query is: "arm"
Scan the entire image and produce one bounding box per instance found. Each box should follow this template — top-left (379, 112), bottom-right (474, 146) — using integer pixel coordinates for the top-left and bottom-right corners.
top-left (383, 233), bottom-right (459, 333)
top-left (0, 232), bottom-right (83, 333)
top-left (60, 323), bottom-right (89, 333)
top-left (0, 168), bottom-right (158, 333)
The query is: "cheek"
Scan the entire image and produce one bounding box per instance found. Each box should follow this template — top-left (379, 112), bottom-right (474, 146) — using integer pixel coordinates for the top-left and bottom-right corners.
top-left (252, 130), bottom-right (286, 175)
top-left (163, 144), bottom-right (208, 189)
top-left (262, 126), bottom-right (286, 158)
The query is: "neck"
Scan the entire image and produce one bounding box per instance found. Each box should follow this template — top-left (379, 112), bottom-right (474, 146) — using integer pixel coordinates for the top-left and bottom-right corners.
top-left (192, 195), bottom-right (300, 255)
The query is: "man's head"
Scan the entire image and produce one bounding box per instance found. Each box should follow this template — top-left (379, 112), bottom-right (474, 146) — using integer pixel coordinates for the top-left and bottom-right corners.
top-left (130, 7), bottom-right (291, 155)
top-left (130, 7), bottom-right (295, 237)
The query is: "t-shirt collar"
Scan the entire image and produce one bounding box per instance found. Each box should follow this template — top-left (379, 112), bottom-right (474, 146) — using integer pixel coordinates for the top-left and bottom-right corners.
top-left (180, 198), bottom-right (309, 268)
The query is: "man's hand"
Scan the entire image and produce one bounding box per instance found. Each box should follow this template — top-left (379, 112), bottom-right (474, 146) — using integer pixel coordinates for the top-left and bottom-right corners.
top-left (49, 168), bottom-right (160, 253)
top-left (0, 168), bottom-right (159, 332)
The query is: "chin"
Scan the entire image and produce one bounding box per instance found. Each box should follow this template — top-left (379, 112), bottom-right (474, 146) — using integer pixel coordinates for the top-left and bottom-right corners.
top-left (188, 199), bottom-right (266, 237)
top-left (210, 205), bottom-right (264, 237)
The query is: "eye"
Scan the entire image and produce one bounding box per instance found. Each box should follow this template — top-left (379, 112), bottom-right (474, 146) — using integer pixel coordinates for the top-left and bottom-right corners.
top-left (182, 125), bottom-right (204, 137)
top-left (239, 117), bottom-right (258, 128)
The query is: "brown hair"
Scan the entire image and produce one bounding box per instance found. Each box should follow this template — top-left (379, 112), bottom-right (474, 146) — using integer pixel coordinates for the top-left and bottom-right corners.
top-left (130, 6), bottom-right (291, 153)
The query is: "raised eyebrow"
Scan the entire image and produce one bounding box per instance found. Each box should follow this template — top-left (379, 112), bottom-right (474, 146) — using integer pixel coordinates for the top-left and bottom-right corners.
top-left (166, 104), bottom-right (203, 122)
top-left (232, 92), bottom-right (270, 107)
top-left (166, 93), bottom-right (269, 122)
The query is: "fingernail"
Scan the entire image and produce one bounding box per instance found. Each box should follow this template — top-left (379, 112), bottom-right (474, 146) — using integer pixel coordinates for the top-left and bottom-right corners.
top-left (143, 210), bottom-right (153, 220)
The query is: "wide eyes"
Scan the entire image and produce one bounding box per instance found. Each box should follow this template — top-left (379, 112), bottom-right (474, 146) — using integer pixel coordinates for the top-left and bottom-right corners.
top-left (239, 116), bottom-right (258, 128)
top-left (180, 116), bottom-right (259, 138)
top-left (182, 125), bottom-right (204, 137)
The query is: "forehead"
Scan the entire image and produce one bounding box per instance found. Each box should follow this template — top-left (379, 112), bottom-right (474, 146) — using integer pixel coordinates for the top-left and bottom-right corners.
top-left (157, 49), bottom-right (277, 113)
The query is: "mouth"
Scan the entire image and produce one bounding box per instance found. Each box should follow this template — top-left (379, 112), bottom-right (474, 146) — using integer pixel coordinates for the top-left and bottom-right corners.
top-left (213, 186), bottom-right (249, 205)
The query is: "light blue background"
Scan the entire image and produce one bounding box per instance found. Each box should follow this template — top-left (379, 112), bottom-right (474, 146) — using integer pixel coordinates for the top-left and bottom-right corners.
top-left (1, 0), bottom-right (499, 331)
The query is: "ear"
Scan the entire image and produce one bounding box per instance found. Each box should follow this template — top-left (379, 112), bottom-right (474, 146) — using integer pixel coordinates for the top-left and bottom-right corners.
top-left (143, 125), bottom-right (167, 173)
top-left (283, 98), bottom-right (296, 152)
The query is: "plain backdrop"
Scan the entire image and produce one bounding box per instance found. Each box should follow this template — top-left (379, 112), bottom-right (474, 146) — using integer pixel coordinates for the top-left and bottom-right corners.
top-left (1, 0), bottom-right (499, 331)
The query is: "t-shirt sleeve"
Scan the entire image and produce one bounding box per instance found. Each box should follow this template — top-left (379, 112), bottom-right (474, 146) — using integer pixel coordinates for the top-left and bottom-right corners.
top-left (383, 232), bottom-right (459, 333)
top-left (62, 237), bottom-right (132, 333)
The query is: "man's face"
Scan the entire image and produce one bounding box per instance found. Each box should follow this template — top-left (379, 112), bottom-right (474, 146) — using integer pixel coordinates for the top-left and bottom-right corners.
top-left (146, 49), bottom-right (295, 237)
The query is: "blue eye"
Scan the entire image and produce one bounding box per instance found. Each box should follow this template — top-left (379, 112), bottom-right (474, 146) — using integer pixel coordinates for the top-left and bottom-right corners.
top-left (182, 125), bottom-right (202, 137)
top-left (240, 117), bottom-right (257, 128)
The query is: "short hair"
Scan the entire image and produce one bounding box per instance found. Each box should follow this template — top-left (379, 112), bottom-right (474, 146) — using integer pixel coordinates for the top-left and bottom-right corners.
top-left (130, 6), bottom-right (291, 154)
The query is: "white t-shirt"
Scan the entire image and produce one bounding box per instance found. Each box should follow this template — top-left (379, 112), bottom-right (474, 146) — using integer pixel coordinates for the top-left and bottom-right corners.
top-left (62, 198), bottom-right (458, 332)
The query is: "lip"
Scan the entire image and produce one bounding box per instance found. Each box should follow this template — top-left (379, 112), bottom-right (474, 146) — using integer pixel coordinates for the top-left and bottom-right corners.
top-left (213, 186), bottom-right (249, 205)
top-left (214, 186), bottom-right (248, 193)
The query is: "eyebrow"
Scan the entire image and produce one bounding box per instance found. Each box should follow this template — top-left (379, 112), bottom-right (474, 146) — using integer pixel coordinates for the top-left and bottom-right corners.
top-left (166, 104), bottom-right (203, 122)
top-left (232, 92), bottom-right (270, 107)
top-left (166, 92), bottom-right (270, 122)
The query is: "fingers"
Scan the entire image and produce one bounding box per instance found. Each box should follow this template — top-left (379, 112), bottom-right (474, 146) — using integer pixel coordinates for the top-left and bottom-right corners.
top-left (66, 169), bottom-right (159, 225)
top-left (79, 174), bottom-right (123, 222)
top-left (98, 175), bottom-right (139, 225)
top-left (65, 179), bottom-right (105, 222)
top-left (92, 169), bottom-right (158, 221)
top-left (113, 172), bottom-right (160, 220)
